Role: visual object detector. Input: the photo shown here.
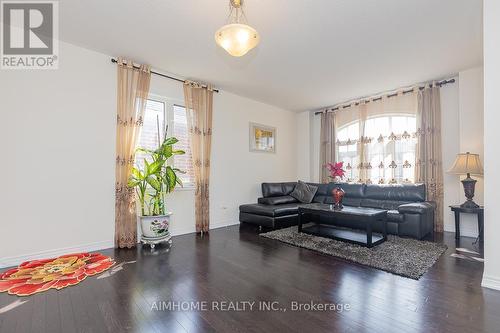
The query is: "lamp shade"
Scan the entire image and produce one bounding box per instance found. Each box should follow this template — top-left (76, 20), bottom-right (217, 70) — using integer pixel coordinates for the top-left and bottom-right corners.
top-left (215, 23), bottom-right (260, 57)
top-left (447, 152), bottom-right (483, 175)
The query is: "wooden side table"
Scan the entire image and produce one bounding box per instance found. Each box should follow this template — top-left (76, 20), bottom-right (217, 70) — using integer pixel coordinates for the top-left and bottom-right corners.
top-left (449, 205), bottom-right (484, 241)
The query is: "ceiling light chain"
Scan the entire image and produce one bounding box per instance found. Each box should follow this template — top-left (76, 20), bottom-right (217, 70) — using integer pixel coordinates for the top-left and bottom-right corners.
top-left (227, 0), bottom-right (248, 25)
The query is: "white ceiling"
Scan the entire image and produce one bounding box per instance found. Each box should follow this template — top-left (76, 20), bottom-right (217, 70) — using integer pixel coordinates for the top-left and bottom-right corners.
top-left (59, 0), bottom-right (483, 112)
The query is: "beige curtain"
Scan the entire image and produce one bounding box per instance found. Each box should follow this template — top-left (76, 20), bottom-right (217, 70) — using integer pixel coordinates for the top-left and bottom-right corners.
top-left (115, 58), bottom-right (151, 248)
top-left (319, 111), bottom-right (336, 183)
top-left (357, 103), bottom-right (369, 182)
top-left (415, 85), bottom-right (444, 232)
top-left (183, 81), bottom-right (214, 233)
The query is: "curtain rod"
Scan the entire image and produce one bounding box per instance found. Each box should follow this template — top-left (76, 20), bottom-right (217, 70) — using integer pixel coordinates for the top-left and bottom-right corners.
top-left (110, 58), bottom-right (219, 93)
top-left (314, 78), bottom-right (455, 115)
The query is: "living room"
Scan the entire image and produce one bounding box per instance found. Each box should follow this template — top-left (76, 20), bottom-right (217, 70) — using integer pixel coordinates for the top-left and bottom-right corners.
top-left (0, 1), bottom-right (499, 332)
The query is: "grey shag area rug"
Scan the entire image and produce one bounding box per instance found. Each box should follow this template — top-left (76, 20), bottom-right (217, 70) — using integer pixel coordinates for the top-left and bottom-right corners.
top-left (260, 226), bottom-right (447, 280)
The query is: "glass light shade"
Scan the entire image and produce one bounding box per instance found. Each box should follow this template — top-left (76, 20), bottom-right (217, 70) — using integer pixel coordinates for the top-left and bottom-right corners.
top-left (448, 152), bottom-right (484, 175)
top-left (215, 23), bottom-right (260, 57)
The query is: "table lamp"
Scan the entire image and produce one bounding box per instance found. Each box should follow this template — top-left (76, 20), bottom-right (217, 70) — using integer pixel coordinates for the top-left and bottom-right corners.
top-left (448, 152), bottom-right (483, 208)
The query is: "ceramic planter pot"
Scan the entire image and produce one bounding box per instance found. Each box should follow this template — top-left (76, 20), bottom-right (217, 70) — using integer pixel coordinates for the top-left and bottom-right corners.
top-left (140, 213), bottom-right (172, 238)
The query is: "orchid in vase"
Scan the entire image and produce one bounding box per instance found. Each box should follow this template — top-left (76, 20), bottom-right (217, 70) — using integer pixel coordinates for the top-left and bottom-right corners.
top-left (325, 161), bottom-right (346, 210)
top-left (326, 162), bottom-right (346, 182)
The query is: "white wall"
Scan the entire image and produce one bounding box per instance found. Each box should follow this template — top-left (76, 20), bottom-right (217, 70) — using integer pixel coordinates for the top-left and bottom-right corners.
top-left (0, 41), bottom-right (298, 267)
top-left (149, 75), bottom-right (298, 236)
top-left (440, 78), bottom-right (461, 233)
top-left (0, 42), bottom-right (116, 266)
top-left (306, 69), bottom-right (484, 238)
top-left (456, 67), bottom-right (484, 234)
top-left (296, 111), bottom-right (312, 181)
top-left (482, 0), bottom-right (500, 291)
top-left (442, 69), bottom-right (485, 236)
top-left (210, 92), bottom-right (297, 228)
top-left (311, 113), bottom-right (322, 182)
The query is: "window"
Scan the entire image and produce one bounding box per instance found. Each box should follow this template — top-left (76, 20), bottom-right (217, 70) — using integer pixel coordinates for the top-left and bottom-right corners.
top-left (336, 114), bottom-right (417, 184)
top-left (171, 104), bottom-right (195, 186)
top-left (135, 97), bottom-right (195, 188)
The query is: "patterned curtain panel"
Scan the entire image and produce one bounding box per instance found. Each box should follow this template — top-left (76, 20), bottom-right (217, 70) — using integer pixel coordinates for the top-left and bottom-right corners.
top-left (319, 112), bottom-right (336, 183)
top-left (335, 91), bottom-right (418, 184)
top-left (183, 81), bottom-right (214, 233)
top-left (416, 86), bottom-right (444, 232)
top-left (115, 58), bottom-right (151, 248)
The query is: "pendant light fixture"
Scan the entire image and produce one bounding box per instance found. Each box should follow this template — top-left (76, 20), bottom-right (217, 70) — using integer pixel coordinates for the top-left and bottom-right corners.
top-left (215, 0), bottom-right (260, 57)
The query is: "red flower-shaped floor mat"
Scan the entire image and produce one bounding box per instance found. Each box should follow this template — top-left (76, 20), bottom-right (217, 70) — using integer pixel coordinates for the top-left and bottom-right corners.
top-left (0, 253), bottom-right (115, 296)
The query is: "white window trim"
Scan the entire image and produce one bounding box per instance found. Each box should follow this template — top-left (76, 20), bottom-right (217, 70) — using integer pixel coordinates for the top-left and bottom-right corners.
top-left (147, 94), bottom-right (195, 191)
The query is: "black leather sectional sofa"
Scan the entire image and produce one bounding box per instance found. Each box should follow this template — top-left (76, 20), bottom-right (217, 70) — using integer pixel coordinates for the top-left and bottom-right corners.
top-left (239, 182), bottom-right (436, 239)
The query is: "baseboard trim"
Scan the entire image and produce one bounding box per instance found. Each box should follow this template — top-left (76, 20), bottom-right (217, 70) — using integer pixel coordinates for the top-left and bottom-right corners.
top-left (211, 221), bottom-right (240, 230)
top-left (481, 274), bottom-right (500, 291)
top-left (169, 221), bottom-right (240, 237)
top-left (0, 240), bottom-right (114, 269)
top-left (1, 222), bottom-right (241, 269)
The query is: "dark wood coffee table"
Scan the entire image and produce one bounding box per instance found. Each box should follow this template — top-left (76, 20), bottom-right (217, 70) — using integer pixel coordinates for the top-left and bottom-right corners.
top-left (298, 204), bottom-right (388, 248)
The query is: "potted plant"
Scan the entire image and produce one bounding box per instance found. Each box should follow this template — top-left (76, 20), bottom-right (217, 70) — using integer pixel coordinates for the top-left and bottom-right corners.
top-left (128, 136), bottom-right (185, 241)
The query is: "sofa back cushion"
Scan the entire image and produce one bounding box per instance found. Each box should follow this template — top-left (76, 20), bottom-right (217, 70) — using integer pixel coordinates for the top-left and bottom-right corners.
top-left (326, 196), bottom-right (363, 207)
top-left (360, 198), bottom-right (411, 210)
top-left (260, 182), bottom-right (426, 208)
top-left (364, 184), bottom-right (426, 202)
top-left (317, 183), bottom-right (364, 206)
top-left (329, 183), bottom-right (366, 198)
top-left (309, 182), bottom-right (329, 195)
top-left (307, 183), bottom-right (328, 203)
top-left (261, 182), bottom-right (297, 197)
top-left (324, 183), bottom-right (365, 205)
top-left (312, 196), bottom-right (327, 203)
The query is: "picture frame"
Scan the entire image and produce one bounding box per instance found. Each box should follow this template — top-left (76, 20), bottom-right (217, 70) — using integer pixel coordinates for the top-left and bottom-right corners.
top-left (249, 122), bottom-right (276, 153)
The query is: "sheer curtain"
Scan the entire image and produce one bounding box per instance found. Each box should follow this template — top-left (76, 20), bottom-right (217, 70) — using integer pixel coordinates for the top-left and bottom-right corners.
top-left (115, 58), bottom-right (151, 248)
top-left (183, 81), bottom-right (214, 233)
top-left (416, 85), bottom-right (444, 232)
top-left (335, 91), bottom-right (418, 184)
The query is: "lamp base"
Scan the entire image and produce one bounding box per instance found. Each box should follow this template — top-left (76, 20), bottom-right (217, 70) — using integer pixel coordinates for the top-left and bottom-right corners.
top-left (460, 175), bottom-right (479, 209)
top-left (460, 200), bottom-right (480, 209)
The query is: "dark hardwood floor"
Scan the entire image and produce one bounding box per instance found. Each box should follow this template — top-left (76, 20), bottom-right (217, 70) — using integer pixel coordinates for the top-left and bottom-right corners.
top-left (1, 224), bottom-right (499, 333)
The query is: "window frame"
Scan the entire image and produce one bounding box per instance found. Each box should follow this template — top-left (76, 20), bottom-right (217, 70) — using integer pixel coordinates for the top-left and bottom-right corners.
top-left (142, 94), bottom-right (195, 191)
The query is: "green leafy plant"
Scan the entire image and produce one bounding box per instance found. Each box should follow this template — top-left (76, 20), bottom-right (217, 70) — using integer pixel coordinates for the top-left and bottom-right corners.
top-left (128, 136), bottom-right (185, 216)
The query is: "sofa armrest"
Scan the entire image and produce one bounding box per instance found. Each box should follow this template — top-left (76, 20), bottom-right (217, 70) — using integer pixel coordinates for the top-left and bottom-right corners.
top-left (398, 202), bottom-right (435, 215)
top-left (258, 195), bottom-right (298, 205)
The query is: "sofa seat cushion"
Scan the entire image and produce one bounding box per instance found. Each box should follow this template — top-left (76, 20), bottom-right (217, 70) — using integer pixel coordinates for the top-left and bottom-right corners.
top-left (387, 210), bottom-right (405, 223)
top-left (239, 203), bottom-right (299, 217)
top-left (398, 202), bottom-right (435, 214)
top-left (258, 196), bottom-right (298, 205)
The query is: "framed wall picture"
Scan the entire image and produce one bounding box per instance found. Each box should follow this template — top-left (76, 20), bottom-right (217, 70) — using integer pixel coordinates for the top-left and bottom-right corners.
top-left (249, 122), bottom-right (276, 153)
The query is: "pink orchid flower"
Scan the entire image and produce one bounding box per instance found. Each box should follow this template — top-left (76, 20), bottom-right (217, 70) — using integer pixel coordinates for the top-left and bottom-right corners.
top-left (326, 162), bottom-right (346, 179)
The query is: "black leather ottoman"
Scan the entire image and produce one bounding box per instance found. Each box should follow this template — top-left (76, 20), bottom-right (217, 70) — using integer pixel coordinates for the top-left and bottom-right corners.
top-left (239, 203), bottom-right (299, 229)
